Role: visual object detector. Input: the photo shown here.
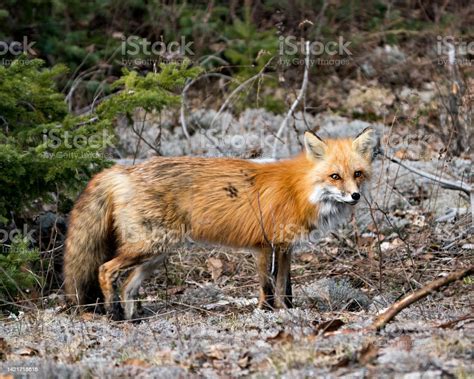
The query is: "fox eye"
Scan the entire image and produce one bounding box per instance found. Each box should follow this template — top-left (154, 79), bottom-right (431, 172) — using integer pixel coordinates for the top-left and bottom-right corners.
top-left (354, 171), bottom-right (362, 178)
top-left (330, 173), bottom-right (341, 180)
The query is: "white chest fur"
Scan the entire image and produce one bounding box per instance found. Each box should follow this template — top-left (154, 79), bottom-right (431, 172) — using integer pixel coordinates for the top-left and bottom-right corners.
top-left (316, 200), bottom-right (352, 231)
top-left (308, 185), bottom-right (354, 232)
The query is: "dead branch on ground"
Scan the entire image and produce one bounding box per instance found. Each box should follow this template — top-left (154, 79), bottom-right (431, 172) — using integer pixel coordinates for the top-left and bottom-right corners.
top-left (371, 266), bottom-right (473, 330)
top-left (323, 266), bottom-right (473, 336)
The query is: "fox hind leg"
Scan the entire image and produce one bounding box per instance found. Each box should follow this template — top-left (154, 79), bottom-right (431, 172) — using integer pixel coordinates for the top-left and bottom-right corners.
top-left (122, 255), bottom-right (167, 320)
top-left (98, 251), bottom-right (149, 320)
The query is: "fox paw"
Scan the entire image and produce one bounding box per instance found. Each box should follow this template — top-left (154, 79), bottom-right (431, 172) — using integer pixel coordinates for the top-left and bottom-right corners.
top-left (109, 300), bottom-right (125, 321)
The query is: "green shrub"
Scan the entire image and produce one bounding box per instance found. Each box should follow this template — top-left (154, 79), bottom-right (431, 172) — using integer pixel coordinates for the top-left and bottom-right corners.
top-left (0, 58), bottom-right (112, 224)
top-left (0, 57), bottom-right (202, 225)
top-left (97, 59), bottom-right (202, 136)
top-left (98, 60), bottom-right (202, 120)
top-left (0, 237), bottom-right (40, 304)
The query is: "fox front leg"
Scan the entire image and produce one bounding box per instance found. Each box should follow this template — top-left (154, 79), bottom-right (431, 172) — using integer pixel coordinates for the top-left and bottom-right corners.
top-left (274, 247), bottom-right (292, 309)
top-left (256, 246), bottom-right (278, 309)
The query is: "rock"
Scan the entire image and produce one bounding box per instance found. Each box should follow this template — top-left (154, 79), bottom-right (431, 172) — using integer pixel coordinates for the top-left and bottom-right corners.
top-left (300, 278), bottom-right (371, 311)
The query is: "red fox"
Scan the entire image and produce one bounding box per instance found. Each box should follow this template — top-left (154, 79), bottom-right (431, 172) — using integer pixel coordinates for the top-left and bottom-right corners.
top-left (63, 128), bottom-right (376, 320)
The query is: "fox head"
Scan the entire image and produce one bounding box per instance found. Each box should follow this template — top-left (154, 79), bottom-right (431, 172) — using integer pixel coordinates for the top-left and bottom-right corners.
top-left (304, 127), bottom-right (377, 206)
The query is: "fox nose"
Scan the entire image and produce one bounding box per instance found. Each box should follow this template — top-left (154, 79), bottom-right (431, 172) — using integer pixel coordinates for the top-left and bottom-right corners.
top-left (351, 192), bottom-right (361, 201)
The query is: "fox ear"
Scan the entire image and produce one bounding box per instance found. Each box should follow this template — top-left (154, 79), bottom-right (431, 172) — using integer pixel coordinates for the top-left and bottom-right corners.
top-left (353, 127), bottom-right (376, 160)
top-left (304, 131), bottom-right (326, 161)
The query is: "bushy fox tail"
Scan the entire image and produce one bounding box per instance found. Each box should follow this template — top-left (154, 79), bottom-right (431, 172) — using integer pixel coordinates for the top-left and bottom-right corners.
top-left (63, 172), bottom-right (115, 306)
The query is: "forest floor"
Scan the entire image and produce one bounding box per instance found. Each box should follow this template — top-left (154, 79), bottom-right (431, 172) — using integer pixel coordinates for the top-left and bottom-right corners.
top-left (1, 240), bottom-right (472, 378)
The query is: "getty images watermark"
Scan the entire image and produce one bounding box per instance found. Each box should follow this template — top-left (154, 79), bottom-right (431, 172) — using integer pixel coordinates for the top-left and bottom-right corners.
top-left (278, 35), bottom-right (351, 67)
top-left (121, 35), bottom-right (194, 66)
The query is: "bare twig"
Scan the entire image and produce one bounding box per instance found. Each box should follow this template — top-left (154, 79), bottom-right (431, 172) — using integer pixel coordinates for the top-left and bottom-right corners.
top-left (371, 266), bottom-right (473, 330)
top-left (210, 58), bottom-right (274, 131)
top-left (180, 73), bottom-right (233, 139)
top-left (446, 41), bottom-right (467, 155)
top-left (437, 314), bottom-right (473, 329)
top-left (272, 40), bottom-right (310, 158)
top-left (133, 111), bottom-right (148, 163)
top-left (364, 195), bottom-right (385, 291)
top-left (128, 114), bottom-right (161, 156)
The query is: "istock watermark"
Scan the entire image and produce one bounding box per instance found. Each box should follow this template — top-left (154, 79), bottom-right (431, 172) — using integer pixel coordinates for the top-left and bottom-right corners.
top-left (192, 126), bottom-right (298, 155)
top-left (436, 35), bottom-right (474, 66)
top-left (121, 35), bottom-right (194, 66)
top-left (0, 36), bottom-right (36, 66)
top-left (280, 57), bottom-right (350, 67)
top-left (0, 225), bottom-right (36, 244)
top-left (0, 37), bottom-right (36, 55)
top-left (279, 36), bottom-right (352, 56)
top-left (42, 129), bottom-right (115, 150)
top-left (278, 35), bottom-right (351, 66)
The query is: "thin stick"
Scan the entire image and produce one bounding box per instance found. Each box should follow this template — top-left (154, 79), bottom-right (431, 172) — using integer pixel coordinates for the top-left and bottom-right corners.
top-left (180, 73), bottom-right (233, 140)
top-left (210, 60), bottom-right (273, 130)
top-left (384, 153), bottom-right (473, 225)
top-left (371, 266), bottom-right (473, 330)
top-left (384, 154), bottom-right (471, 195)
top-left (272, 40), bottom-right (310, 158)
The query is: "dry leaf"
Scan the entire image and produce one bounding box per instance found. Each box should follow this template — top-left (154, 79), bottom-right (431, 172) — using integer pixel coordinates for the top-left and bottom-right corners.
top-left (314, 319), bottom-right (345, 334)
top-left (390, 335), bottom-right (413, 351)
top-left (0, 338), bottom-right (10, 360)
top-left (238, 352), bottom-right (251, 368)
top-left (121, 358), bottom-right (150, 368)
top-left (266, 331), bottom-right (294, 344)
top-left (300, 253), bottom-right (316, 263)
top-left (333, 356), bottom-right (350, 368)
top-left (212, 360), bottom-right (226, 369)
top-left (204, 344), bottom-right (227, 360)
top-left (206, 257), bottom-right (236, 281)
top-left (155, 349), bottom-right (174, 364)
top-left (81, 312), bottom-right (99, 321)
top-left (207, 257), bottom-right (224, 281)
top-left (166, 286), bottom-right (187, 296)
top-left (380, 238), bottom-right (404, 253)
top-left (358, 342), bottom-right (379, 365)
top-left (16, 347), bottom-right (39, 357)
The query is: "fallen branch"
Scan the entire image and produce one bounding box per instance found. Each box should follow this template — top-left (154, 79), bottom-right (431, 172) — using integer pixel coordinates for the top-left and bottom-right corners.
top-left (272, 40), bottom-right (310, 158)
top-left (371, 266), bottom-right (473, 331)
